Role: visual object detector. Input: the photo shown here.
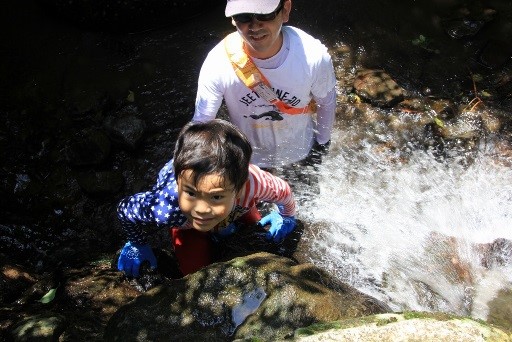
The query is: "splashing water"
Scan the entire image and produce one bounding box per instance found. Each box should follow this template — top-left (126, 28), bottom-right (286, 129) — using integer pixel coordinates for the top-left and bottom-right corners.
top-left (299, 131), bottom-right (512, 320)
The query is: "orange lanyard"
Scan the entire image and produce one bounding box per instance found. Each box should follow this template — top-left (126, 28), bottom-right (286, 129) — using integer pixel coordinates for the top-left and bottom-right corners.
top-left (224, 32), bottom-right (315, 115)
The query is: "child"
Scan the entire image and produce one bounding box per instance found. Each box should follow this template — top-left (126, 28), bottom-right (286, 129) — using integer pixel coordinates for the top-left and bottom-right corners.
top-left (116, 119), bottom-right (296, 277)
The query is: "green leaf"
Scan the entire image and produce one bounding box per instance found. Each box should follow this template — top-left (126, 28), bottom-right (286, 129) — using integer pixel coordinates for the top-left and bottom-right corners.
top-left (127, 90), bottom-right (135, 102)
top-left (472, 74), bottom-right (483, 82)
top-left (39, 288), bottom-right (58, 304)
top-left (434, 117), bottom-right (445, 128)
top-left (412, 35), bottom-right (430, 48)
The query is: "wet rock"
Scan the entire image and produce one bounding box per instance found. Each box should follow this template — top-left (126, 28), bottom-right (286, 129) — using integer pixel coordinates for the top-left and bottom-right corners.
top-left (389, 98), bottom-right (435, 132)
top-left (480, 108), bottom-right (501, 133)
top-left (409, 280), bottom-right (452, 313)
top-left (490, 139), bottom-right (512, 167)
top-left (75, 170), bottom-right (124, 195)
top-left (1, 259), bottom-right (37, 305)
top-left (10, 312), bottom-right (67, 342)
top-left (293, 312), bottom-right (511, 341)
top-left (10, 172), bottom-right (44, 201)
top-left (442, 5), bottom-right (497, 39)
top-left (1, 260), bottom-right (141, 341)
top-left (443, 19), bottom-right (487, 39)
top-left (353, 69), bottom-right (406, 108)
top-left (104, 113), bottom-right (146, 150)
top-left (479, 40), bottom-right (512, 69)
top-left (487, 288), bottom-right (512, 332)
top-left (426, 99), bottom-right (457, 120)
top-left (104, 252), bottom-right (390, 341)
top-left (43, 164), bottom-right (82, 206)
top-left (57, 263), bottom-right (140, 340)
top-left (65, 129), bottom-right (111, 166)
top-left (437, 110), bottom-right (482, 140)
top-left (479, 238), bottom-right (512, 269)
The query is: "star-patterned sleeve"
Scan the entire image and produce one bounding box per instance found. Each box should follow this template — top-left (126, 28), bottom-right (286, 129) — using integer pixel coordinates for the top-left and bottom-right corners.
top-left (116, 159), bottom-right (187, 244)
top-left (238, 164), bottom-right (296, 216)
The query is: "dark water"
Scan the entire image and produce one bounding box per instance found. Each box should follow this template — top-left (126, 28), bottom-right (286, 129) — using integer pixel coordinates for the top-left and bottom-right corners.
top-left (1, 0), bottom-right (511, 276)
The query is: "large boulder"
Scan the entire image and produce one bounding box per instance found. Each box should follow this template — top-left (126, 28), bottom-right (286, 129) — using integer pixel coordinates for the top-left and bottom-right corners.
top-left (104, 252), bottom-right (390, 341)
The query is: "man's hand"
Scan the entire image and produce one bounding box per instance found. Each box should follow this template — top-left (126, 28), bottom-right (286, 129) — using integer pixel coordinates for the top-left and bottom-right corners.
top-left (305, 140), bottom-right (331, 166)
top-left (258, 211), bottom-right (297, 243)
top-left (117, 241), bottom-right (157, 277)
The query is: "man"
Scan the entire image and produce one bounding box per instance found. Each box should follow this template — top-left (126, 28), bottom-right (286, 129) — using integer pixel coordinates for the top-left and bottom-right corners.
top-left (193, 0), bottom-right (337, 169)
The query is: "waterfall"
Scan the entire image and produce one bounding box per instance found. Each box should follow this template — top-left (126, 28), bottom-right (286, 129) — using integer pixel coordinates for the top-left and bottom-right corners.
top-left (299, 128), bottom-right (512, 320)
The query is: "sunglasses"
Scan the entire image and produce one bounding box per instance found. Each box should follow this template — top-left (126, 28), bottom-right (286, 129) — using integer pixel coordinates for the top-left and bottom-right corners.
top-left (232, 1), bottom-right (284, 23)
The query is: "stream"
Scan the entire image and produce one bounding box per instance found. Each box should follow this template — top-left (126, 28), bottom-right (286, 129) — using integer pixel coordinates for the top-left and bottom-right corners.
top-left (1, 0), bottom-right (511, 325)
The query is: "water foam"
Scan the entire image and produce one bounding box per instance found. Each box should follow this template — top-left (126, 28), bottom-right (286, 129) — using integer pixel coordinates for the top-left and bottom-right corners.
top-left (299, 136), bottom-right (512, 319)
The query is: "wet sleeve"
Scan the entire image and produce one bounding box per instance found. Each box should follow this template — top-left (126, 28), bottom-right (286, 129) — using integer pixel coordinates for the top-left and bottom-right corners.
top-left (314, 88), bottom-right (336, 145)
top-left (242, 165), bottom-right (296, 216)
top-left (311, 46), bottom-right (337, 145)
top-left (193, 47), bottom-right (225, 122)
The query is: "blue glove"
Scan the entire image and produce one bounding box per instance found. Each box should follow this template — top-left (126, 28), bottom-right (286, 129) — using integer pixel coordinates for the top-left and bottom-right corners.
top-left (258, 211), bottom-right (296, 243)
top-left (117, 241), bottom-right (157, 277)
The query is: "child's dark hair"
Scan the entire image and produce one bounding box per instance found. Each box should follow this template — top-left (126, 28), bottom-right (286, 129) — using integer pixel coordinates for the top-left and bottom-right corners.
top-left (173, 119), bottom-right (252, 192)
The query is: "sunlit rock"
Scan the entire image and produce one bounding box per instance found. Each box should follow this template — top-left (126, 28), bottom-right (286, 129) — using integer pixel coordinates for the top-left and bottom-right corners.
top-left (292, 312), bottom-right (511, 341)
top-left (11, 313), bottom-right (67, 342)
top-left (353, 69), bottom-right (406, 108)
top-left (104, 252), bottom-right (390, 341)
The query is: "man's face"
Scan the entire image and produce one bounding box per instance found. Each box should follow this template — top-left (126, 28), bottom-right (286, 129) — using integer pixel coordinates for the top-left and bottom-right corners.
top-left (177, 170), bottom-right (237, 232)
top-left (231, 0), bottom-right (291, 59)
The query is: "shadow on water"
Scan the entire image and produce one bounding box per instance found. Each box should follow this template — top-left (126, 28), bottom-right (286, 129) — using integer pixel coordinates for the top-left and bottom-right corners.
top-left (34, 0), bottom-right (225, 33)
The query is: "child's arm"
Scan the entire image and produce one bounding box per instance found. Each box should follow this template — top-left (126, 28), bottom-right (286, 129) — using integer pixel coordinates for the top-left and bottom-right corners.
top-left (116, 161), bottom-right (187, 277)
top-left (242, 165), bottom-right (297, 242)
top-left (242, 164), bottom-right (296, 215)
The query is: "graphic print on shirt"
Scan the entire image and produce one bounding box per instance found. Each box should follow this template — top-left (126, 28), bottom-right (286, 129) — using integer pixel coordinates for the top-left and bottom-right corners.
top-left (247, 110), bottom-right (284, 121)
top-left (238, 87), bottom-right (303, 121)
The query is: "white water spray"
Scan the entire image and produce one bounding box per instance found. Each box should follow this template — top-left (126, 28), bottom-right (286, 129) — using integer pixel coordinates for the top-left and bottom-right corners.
top-left (299, 132), bottom-right (512, 320)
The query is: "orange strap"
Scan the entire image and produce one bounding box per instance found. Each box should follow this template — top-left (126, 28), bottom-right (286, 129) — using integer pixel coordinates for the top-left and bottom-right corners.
top-left (224, 32), bottom-right (315, 115)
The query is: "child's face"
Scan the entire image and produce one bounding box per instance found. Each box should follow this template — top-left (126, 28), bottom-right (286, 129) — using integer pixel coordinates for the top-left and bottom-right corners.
top-left (177, 170), bottom-right (237, 232)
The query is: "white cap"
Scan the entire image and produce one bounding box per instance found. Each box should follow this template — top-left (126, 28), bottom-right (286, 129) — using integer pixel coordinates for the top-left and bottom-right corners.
top-left (225, 0), bottom-right (281, 17)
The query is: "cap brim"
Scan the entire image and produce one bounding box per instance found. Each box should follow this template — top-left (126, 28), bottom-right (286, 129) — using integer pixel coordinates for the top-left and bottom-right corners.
top-left (225, 0), bottom-right (281, 17)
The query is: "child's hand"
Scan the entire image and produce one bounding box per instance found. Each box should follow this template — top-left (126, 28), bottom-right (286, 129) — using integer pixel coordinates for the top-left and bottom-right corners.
top-left (258, 211), bottom-right (296, 243)
top-left (117, 241), bottom-right (157, 277)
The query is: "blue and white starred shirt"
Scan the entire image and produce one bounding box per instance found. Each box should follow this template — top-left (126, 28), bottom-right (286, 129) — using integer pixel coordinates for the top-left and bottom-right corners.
top-left (117, 159), bottom-right (187, 244)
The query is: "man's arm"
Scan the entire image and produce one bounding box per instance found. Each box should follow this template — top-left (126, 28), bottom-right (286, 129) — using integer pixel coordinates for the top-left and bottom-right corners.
top-left (192, 51), bottom-right (225, 122)
top-left (314, 87), bottom-right (336, 145)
